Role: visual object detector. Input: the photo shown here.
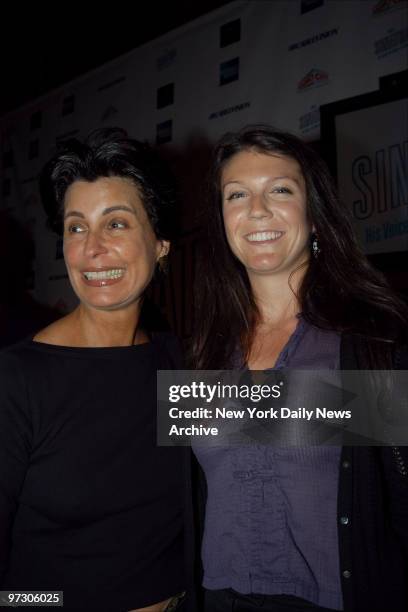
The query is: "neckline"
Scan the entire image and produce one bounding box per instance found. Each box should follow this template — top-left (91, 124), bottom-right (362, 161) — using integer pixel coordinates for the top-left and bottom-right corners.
top-left (26, 337), bottom-right (157, 359)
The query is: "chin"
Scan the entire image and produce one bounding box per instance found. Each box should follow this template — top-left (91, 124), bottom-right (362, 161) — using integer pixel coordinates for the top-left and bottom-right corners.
top-left (77, 292), bottom-right (143, 312)
top-left (247, 256), bottom-right (281, 273)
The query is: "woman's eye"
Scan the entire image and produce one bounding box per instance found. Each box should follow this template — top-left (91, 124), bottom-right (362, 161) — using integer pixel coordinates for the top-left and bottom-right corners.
top-left (226, 191), bottom-right (248, 201)
top-left (272, 186), bottom-right (292, 194)
top-left (109, 219), bottom-right (128, 229)
top-left (67, 224), bottom-right (86, 234)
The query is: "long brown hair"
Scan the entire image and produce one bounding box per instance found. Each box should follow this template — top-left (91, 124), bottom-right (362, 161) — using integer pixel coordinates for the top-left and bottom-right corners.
top-left (191, 125), bottom-right (407, 369)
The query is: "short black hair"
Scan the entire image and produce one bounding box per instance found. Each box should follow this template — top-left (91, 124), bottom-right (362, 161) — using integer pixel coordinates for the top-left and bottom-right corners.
top-left (39, 127), bottom-right (177, 238)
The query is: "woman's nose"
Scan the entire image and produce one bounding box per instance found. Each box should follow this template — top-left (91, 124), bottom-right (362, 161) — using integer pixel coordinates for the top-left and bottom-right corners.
top-left (83, 230), bottom-right (108, 257)
top-left (248, 194), bottom-right (272, 219)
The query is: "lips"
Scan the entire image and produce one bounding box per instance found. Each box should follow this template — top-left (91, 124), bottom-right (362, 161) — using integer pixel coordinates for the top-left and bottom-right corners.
top-left (246, 230), bottom-right (284, 242)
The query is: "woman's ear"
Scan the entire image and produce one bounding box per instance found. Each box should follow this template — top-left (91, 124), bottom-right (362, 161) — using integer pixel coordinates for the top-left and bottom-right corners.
top-left (158, 240), bottom-right (170, 259)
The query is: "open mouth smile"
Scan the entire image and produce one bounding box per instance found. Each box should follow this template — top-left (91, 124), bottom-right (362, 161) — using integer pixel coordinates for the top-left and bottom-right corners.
top-left (246, 231), bottom-right (284, 242)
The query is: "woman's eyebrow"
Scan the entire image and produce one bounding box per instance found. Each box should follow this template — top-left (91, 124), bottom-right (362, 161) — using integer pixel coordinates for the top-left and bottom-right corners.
top-left (64, 210), bottom-right (85, 220)
top-left (102, 205), bottom-right (136, 216)
top-left (223, 175), bottom-right (302, 188)
top-left (64, 205), bottom-right (136, 220)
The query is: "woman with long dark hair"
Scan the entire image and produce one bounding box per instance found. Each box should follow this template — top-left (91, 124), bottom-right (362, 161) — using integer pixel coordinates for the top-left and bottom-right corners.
top-left (191, 125), bottom-right (408, 612)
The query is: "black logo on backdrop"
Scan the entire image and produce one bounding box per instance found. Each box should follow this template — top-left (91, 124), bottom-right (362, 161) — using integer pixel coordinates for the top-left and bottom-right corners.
top-left (157, 83), bottom-right (174, 109)
top-left (220, 19), bottom-right (241, 47)
top-left (301, 0), bottom-right (324, 14)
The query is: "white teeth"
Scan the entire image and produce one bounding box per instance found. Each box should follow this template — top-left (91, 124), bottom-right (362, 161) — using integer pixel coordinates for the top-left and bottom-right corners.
top-left (83, 269), bottom-right (124, 280)
top-left (247, 231), bottom-right (284, 242)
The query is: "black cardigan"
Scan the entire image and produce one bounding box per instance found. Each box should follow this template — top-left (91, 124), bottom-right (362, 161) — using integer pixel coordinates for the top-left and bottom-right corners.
top-left (338, 333), bottom-right (408, 612)
top-left (188, 333), bottom-right (408, 612)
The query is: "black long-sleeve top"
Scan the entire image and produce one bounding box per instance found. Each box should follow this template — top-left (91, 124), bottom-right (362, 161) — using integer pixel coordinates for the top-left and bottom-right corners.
top-left (0, 334), bottom-right (185, 611)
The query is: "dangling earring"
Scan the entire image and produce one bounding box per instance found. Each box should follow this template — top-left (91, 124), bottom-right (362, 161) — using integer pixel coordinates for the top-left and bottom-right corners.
top-left (157, 255), bottom-right (168, 273)
top-left (312, 234), bottom-right (320, 258)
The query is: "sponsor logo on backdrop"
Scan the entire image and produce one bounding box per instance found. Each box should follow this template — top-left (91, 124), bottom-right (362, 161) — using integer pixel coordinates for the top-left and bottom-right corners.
top-left (209, 101), bottom-right (250, 120)
top-left (157, 83), bottom-right (174, 109)
top-left (219, 57), bottom-right (240, 86)
top-left (289, 28), bottom-right (338, 51)
top-left (372, 0), bottom-right (408, 15)
top-left (299, 105), bottom-right (320, 134)
top-left (220, 18), bottom-right (241, 48)
top-left (351, 140), bottom-right (408, 222)
top-left (301, 0), bottom-right (324, 15)
top-left (156, 120), bottom-right (172, 145)
top-left (101, 105), bottom-right (119, 122)
top-left (375, 27), bottom-right (408, 57)
top-left (157, 48), bottom-right (177, 71)
top-left (297, 68), bottom-right (329, 91)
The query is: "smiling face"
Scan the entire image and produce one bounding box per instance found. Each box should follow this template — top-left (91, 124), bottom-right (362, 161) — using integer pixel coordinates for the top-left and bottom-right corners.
top-left (63, 176), bottom-right (169, 312)
top-left (221, 149), bottom-right (312, 282)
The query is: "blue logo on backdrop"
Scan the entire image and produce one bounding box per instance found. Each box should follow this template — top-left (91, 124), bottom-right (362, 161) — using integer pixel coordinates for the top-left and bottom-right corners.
top-left (156, 120), bottom-right (173, 145)
top-left (374, 28), bottom-right (408, 58)
top-left (220, 57), bottom-right (240, 86)
top-left (299, 105), bottom-right (320, 134)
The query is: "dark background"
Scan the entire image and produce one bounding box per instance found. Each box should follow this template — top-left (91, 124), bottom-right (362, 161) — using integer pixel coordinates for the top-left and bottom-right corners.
top-left (0, 1), bottom-right (232, 117)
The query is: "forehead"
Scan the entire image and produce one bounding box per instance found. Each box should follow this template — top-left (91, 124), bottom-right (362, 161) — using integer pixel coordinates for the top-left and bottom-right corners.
top-left (221, 149), bottom-right (304, 183)
top-left (64, 176), bottom-right (143, 210)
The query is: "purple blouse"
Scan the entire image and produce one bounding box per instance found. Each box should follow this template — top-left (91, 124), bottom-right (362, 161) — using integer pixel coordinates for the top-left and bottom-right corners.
top-left (193, 318), bottom-right (343, 611)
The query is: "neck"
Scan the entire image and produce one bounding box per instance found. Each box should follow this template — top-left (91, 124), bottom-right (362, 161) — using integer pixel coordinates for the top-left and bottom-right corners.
top-left (249, 263), bottom-right (307, 326)
top-left (68, 301), bottom-right (144, 347)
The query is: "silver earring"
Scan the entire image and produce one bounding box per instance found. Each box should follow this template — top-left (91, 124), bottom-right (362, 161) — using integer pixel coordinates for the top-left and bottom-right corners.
top-left (312, 235), bottom-right (320, 258)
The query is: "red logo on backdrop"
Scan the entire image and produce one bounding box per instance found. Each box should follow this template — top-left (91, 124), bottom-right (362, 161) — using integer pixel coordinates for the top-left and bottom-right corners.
top-left (297, 68), bottom-right (329, 91)
top-left (373, 0), bottom-right (407, 14)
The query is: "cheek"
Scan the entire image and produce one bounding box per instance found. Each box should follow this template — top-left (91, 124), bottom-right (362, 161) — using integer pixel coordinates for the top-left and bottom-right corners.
top-left (223, 209), bottom-right (239, 241)
top-left (63, 240), bottom-right (79, 268)
top-left (127, 235), bottom-right (160, 269)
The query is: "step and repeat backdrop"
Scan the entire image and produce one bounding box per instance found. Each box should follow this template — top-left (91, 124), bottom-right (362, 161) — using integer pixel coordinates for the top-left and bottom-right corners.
top-left (1, 0), bottom-right (407, 335)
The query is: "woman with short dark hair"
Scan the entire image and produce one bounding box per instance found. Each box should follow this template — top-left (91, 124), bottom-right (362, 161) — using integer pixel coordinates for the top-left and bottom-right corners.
top-left (191, 125), bottom-right (408, 612)
top-left (0, 128), bottom-right (187, 612)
